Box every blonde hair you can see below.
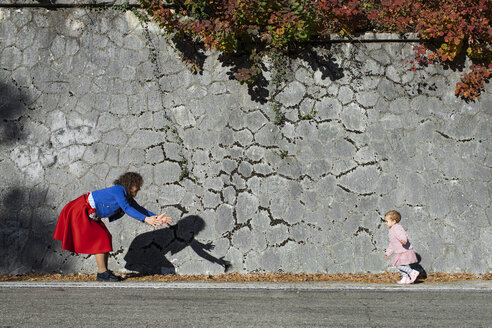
[385,210,401,223]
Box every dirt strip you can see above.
[1,272,490,283]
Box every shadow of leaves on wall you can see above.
[403,41,471,97]
[36,0,56,6]
[0,186,60,274]
[171,36,208,75]
[0,82,30,145]
[124,215,230,275]
[167,36,345,104]
[219,52,270,104]
[298,47,344,82]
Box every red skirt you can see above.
[53,194,112,254]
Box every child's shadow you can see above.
[410,253,427,282]
[124,215,230,274]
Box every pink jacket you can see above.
[386,224,413,256]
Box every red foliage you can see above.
[141,0,492,101]
[314,0,368,35]
[367,0,491,100]
[455,64,492,100]
[366,0,418,32]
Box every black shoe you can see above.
[96,270,122,282]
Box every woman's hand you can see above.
[144,212,173,229]
[144,216,161,229]
[156,212,173,226]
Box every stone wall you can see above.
[0,5,491,275]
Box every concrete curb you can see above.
[1,280,491,291]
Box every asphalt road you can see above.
[1,286,490,328]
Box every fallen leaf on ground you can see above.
[0,272,490,283]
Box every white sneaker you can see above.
[409,270,420,283]
[397,277,410,284]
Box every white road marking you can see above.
[0,281,490,291]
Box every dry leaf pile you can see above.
[0,272,490,283]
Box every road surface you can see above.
[1,282,490,327]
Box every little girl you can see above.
[384,210,420,284]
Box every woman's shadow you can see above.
[124,215,230,275]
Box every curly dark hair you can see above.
[113,172,143,196]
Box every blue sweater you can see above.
[91,185,155,222]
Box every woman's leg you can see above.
[104,252,109,270]
[95,253,108,273]
[95,253,121,281]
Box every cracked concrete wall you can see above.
[0,7,491,275]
